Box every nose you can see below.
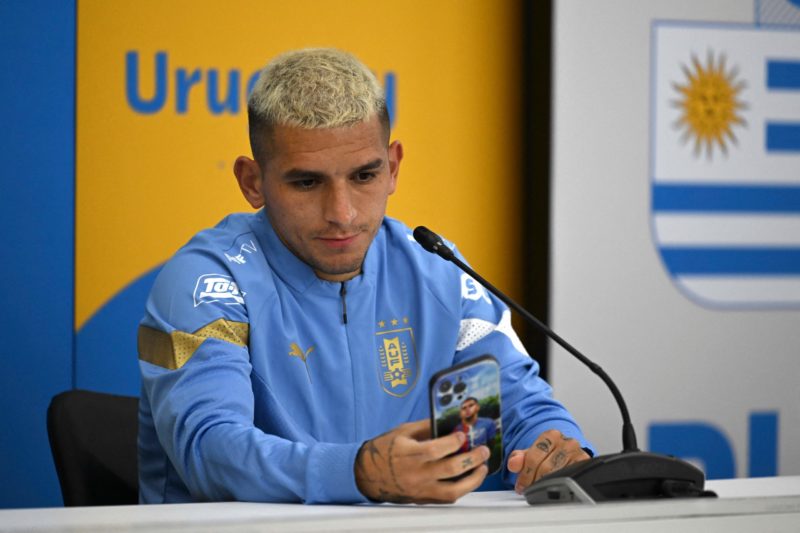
[323,182,356,226]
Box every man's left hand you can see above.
[506,429,590,494]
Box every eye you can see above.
[354,171,377,184]
[290,178,318,191]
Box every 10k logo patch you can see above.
[193,274,245,307]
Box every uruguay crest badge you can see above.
[651,22,800,308]
[376,318,418,397]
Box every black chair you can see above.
[47,389,139,506]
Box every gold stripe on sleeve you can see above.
[138,319,250,370]
[138,326,177,369]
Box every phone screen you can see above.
[429,355,502,475]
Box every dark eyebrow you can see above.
[283,168,327,181]
[282,159,384,181]
[353,158,384,174]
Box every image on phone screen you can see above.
[429,355,502,475]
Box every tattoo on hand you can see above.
[536,438,552,453]
[462,457,474,469]
[378,489,413,504]
[552,450,567,469]
[365,440,382,465]
[559,433,573,441]
[387,436,405,494]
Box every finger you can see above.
[434,445,490,480]
[423,464,489,504]
[514,432,559,491]
[397,419,431,440]
[533,448,569,481]
[506,450,526,473]
[563,450,590,471]
[534,439,587,480]
[540,435,589,475]
[418,430,468,461]
[445,463,489,499]
[557,447,591,471]
[514,453,550,493]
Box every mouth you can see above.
[316,233,361,249]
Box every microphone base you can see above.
[523,451,715,505]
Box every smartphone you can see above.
[429,355,502,475]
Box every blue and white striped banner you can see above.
[757,0,800,28]
[651,23,800,308]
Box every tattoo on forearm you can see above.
[536,438,552,453]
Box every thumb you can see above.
[506,450,526,473]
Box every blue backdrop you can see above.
[0,0,75,508]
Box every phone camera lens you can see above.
[439,381,452,393]
[453,382,467,394]
[440,394,452,406]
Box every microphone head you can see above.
[413,226,455,260]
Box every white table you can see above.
[1,476,799,532]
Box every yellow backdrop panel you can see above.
[76,0,521,329]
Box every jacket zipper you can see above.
[339,281,348,325]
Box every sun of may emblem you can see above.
[672,51,747,158]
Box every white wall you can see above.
[550,0,799,478]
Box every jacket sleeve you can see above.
[138,254,366,503]
[448,251,595,488]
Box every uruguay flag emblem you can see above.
[651,22,800,308]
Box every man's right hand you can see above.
[354,419,489,504]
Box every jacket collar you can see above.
[249,209,380,295]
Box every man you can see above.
[137,48,591,505]
[452,397,497,453]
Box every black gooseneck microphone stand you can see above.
[413,226,714,504]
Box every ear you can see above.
[387,140,403,195]
[233,156,265,209]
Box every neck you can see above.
[314,268,361,283]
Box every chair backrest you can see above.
[47,389,139,506]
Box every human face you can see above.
[237,116,402,282]
[460,399,479,422]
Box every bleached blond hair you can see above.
[247,48,389,162]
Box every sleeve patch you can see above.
[138,319,249,370]
[460,273,492,304]
[456,318,496,351]
[455,311,529,355]
[496,310,528,355]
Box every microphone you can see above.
[413,226,712,504]
[412,226,455,261]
